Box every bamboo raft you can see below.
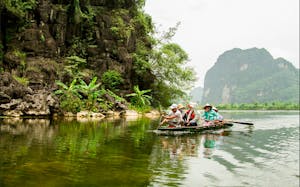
[157,122,233,132]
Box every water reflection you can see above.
[203,134,218,158]
[0,117,157,187]
[148,130,233,186]
[0,111,299,187]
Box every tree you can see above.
[150,43,196,91]
[132,23,196,107]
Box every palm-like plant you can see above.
[126,85,152,108]
[55,79,82,112]
[77,77,103,110]
[55,79,81,98]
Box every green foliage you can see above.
[13,50,27,74]
[136,0,146,10]
[66,56,86,67]
[40,33,45,42]
[67,37,88,57]
[160,22,181,42]
[55,79,82,113]
[101,70,124,91]
[55,77,126,112]
[151,84,185,107]
[68,1,96,51]
[217,102,299,110]
[3,0,37,18]
[106,89,126,102]
[151,43,196,91]
[14,49,26,66]
[148,42,196,107]
[13,75,29,86]
[72,0,95,24]
[133,11,153,35]
[126,85,152,110]
[77,77,103,111]
[64,56,87,79]
[132,21,196,107]
[110,9,134,41]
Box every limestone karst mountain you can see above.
[202,48,299,104]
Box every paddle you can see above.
[156,112,166,129]
[225,120,254,125]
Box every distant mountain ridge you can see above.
[202,48,299,104]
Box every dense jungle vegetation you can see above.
[0,0,196,114]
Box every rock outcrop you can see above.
[0,73,59,116]
[0,0,153,116]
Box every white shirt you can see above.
[168,110,183,123]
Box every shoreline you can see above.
[0,109,162,120]
[1,109,298,120]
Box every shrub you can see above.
[64,56,87,79]
[55,79,83,113]
[126,85,152,111]
[13,75,29,86]
[101,70,124,91]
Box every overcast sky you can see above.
[144,0,299,87]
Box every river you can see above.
[0,111,299,187]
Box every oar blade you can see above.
[232,121,254,125]
[224,119,254,126]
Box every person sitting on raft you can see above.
[201,103,218,126]
[160,104,183,127]
[177,104,185,116]
[183,102,199,126]
[212,106,224,121]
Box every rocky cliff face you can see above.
[0,0,153,116]
[202,48,299,104]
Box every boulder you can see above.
[0,99,22,111]
[0,90,59,116]
[3,51,25,68]
[0,72,33,99]
[63,112,77,117]
[122,110,140,116]
[144,110,161,119]
[76,111,105,119]
[0,92,11,104]
[114,101,127,111]
[103,110,121,117]
[0,100,20,116]
[3,110,23,117]
[21,91,58,116]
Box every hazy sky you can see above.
[144,0,299,87]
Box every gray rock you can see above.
[0,90,59,116]
[0,92,11,104]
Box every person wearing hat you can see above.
[177,104,185,116]
[183,102,199,126]
[212,106,224,120]
[160,104,183,126]
[201,103,218,122]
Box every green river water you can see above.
[0,111,299,187]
